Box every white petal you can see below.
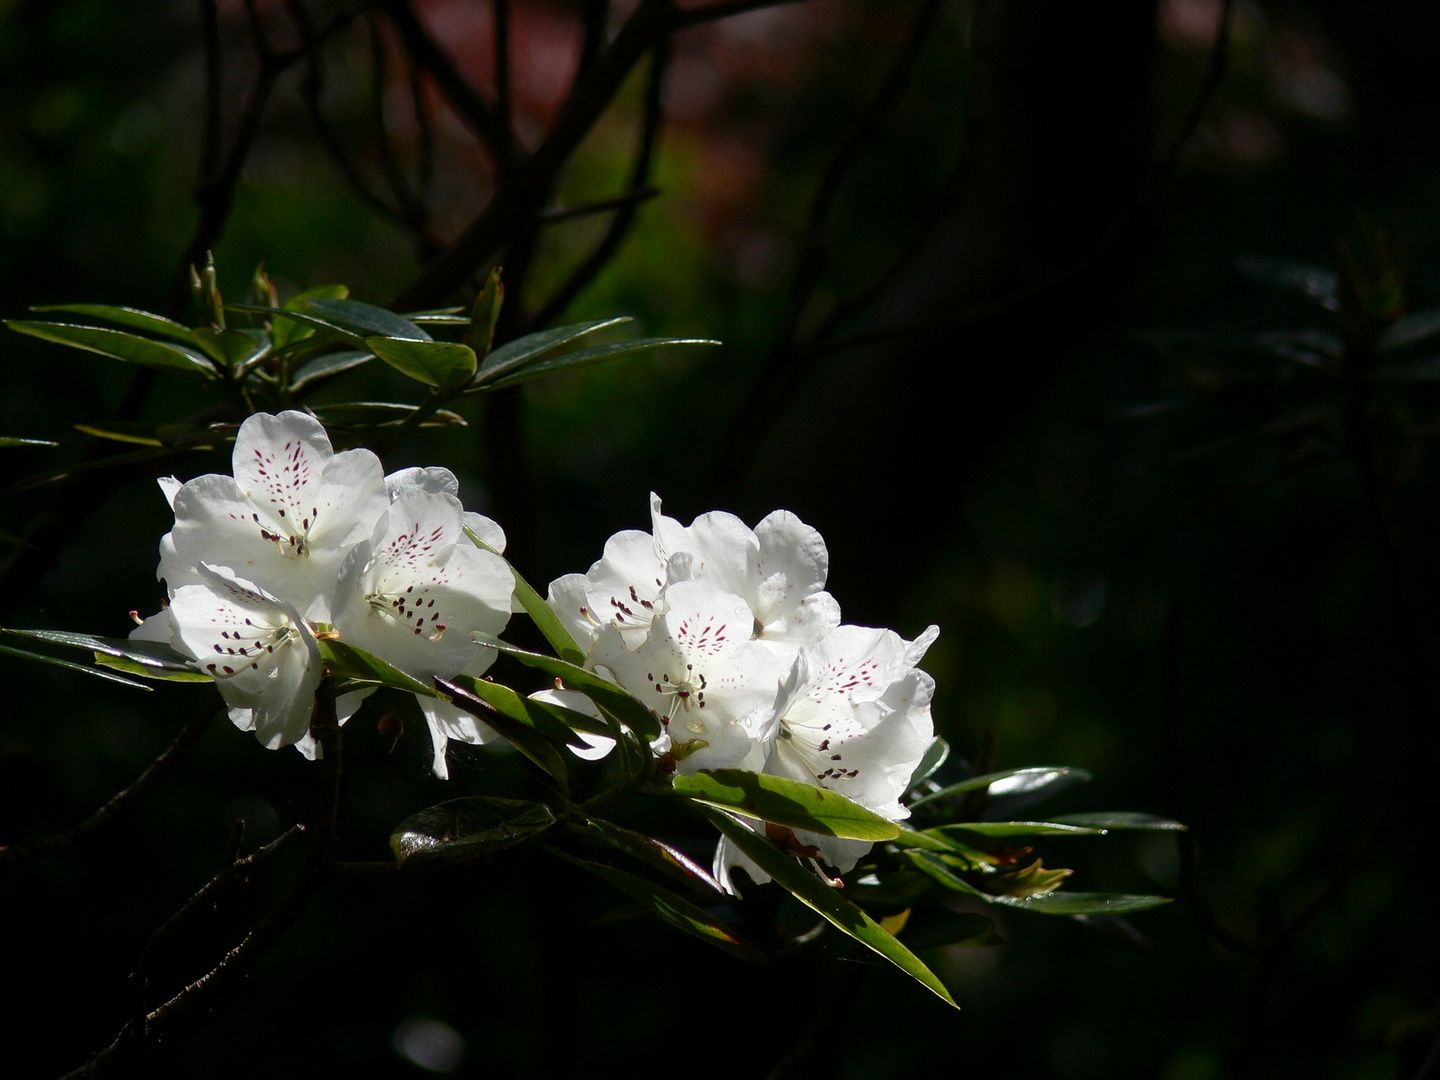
[386,465,459,501]
[420,697,500,778]
[530,688,616,760]
[462,511,507,555]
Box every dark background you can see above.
[2,1,1438,1077]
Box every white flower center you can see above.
[202,617,300,679]
[645,662,708,728]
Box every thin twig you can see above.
[537,185,660,223]
[0,699,219,864]
[575,0,610,84]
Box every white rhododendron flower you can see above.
[165,563,324,751]
[163,411,388,621]
[547,494,839,652]
[590,580,785,774]
[331,490,515,778]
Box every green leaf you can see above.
[937,821,1107,838]
[473,634,660,742]
[668,770,900,842]
[891,825,960,853]
[0,642,152,690]
[5,445,192,494]
[990,892,1172,916]
[390,796,556,864]
[467,268,504,359]
[315,637,445,698]
[289,349,376,391]
[93,653,212,683]
[707,808,956,1007]
[6,321,217,378]
[580,819,723,895]
[903,849,993,900]
[303,297,429,341]
[474,316,632,385]
[900,909,1004,950]
[907,766,1091,811]
[366,336,477,389]
[1236,258,1339,310]
[548,846,764,964]
[308,402,467,428]
[907,736,950,790]
[191,327,268,370]
[1379,307,1440,352]
[438,676,570,787]
[0,437,58,448]
[272,284,349,348]
[1048,812,1187,832]
[464,528,586,666]
[482,337,720,392]
[1,627,199,674]
[30,303,200,347]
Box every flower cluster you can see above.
[546,494,938,891]
[134,411,516,775]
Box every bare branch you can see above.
[670,0,805,30]
[0,698,218,864]
[536,185,660,223]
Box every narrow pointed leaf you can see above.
[474,316,632,385]
[31,303,201,346]
[904,849,993,900]
[271,284,349,348]
[907,736,950,790]
[6,321,217,378]
[192,327,268,369]
[938,821,1107,838]
[548,846,762,963]
[315,637,446,698]
[990,892,1172,916]
[93,653,212,683]
[668,770,900,841]
[0,437,58,448]
[227,303,363,345]
[483,337,720,391]
[908,766,1091,810]
[302,297,430,341]
[439,676,572,786]
[289,349,376,391]
[473,634,659,741]
[464,528,586,666]
[309,402,467,428]
[2,627,198,673]
[707,808,956,1007]
[5,445,193,494]
[391,796,556,864]
[467,268,504,359]
[1049,812,1187,831]
[1379,307,1440,352]
[892,825,959,853]
[0,642,152,690]
[581,819,723,895]
[366,336,477,388]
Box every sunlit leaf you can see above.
[473,633,660,742]
[0,437,58,448]
[907,766,1091,811]
[464,528,586,666]
[937,821,1106,838]
[315,637,445,698]
[990,892,1171,916]
[707,808,956,1008]
[390,796,556,864]
[891,825,959,853]
[438,676,571,786]
[473,316,632,386]
[30,304,201,347]
[548,846,764,963]
[2,627,198,674]
[907,736,950,790]
[985,858,1072,898]
[93,653,211,683]
[1048,812,1187,831]
[0,642,152,690]
[366,336,476,389]
[581,819,723,895]
[668,769,900,841]
[6,321,217,378]
[481,337,720,392]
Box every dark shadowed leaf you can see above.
[1375,357,1440,382]
[904,849,993,900]
[390,797,556,864]
[548,846,763,963]
[2,627,198,674]
[707,808,956,1007]
[907,736,950,790]
[581,819,723,895]
[900,909,1004,950]
[289,349,376,391]
[1379,307,1440,352]
[1049,812,1187,831]
[991,892,1171,916]
[309,402,466,428]
[669,769,900,841]
[1237,258,1339,310]
[482,337,720,391]
[6,321,217,378]
[271,284,349,348]
[0,642,152,690]
[438,676,571,786]
[908,766,1091,811]
[366,336,476,388]
[303,297,429,341]
[846,869,935,907]
[30,303,201,347]
[5,445,194,493]
[937,821,1106,838]
[473,316,632,385]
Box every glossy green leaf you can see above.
[438,676,571,786]
[191,327,268,370]
[315,638,445,698]
[990,892,1172,916]
[2,627,198,674]
[669,770,899,841]
[0,437,58,448]
[1379,307,1440,352]
[473,316,632,385]
[937,821,1106,838]
[891,825,959,853]
[548,846,763,963]
[467,268,504,359]
[1048,812,1187,832]
[707,809,956,1007]
[303,297,429,341]
[483,337,720,391]
[289,349,376,391]
[390,797,557,864]
[908,766,1091,811]
[464,528,586,666]
[73,419,223,448]
[904,849,993,900]
[30,303,200,347]
[0,642,152,690]
[308,402,467,428]
[366,336,476,389]
[404,308,467,325]
[93,653,212,683]
[581,819,723,895]
[271,284,349,348]
[473,634,660,742]
[907,736,950,790]
[6,321,217,378]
